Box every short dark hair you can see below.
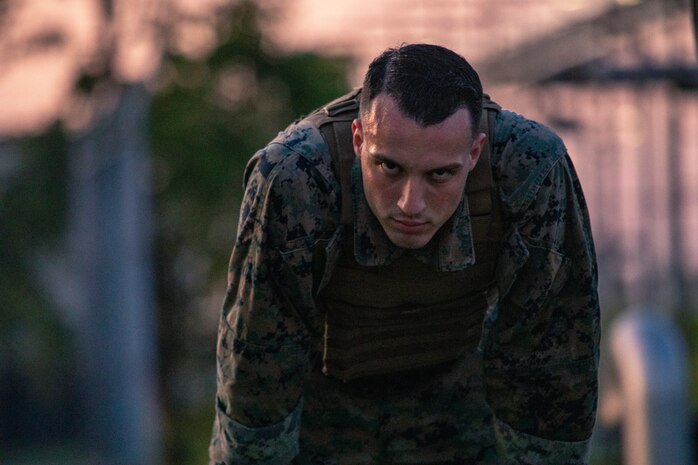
[360,43,483,133]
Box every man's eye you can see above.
[380,161,400,174]
[430,169,453,181]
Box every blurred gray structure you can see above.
[278,0,698,315]
[67,84,161,464]
[478,0,698,315]
[609,307,692,465]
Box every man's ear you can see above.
[351,119,363,158]
[468,132,486,171]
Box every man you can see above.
[209,44,600,465]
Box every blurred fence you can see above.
[492,82,698,314]
[274,0,698,315]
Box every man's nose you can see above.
[397,178,426,216]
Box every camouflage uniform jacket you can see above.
[209,106,600,465]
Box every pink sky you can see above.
[0,0,629,136]
[0,0,227,136]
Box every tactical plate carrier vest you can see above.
[306,89,503,382]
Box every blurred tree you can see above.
[0,0,350,463]
[0,130,83,456]
[150,1,353,463]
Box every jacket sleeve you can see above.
[209,137,333,465]
[484,152,601,465]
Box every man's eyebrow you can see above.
[429,162,464,172]
[371,153,399,165]
[370,153,465,174]
[368,153,406,171]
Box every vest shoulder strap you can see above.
[305,89,361,225]
[466,94,501,216]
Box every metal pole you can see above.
[68,84,161,465]
[609,306,692,465]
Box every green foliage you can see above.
[0,1,352,462]
[149,2,352,463]
[151,1,351,273]
[0,129,68,246]
[678,309,698,409]
[0,128,79,448]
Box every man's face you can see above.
[352,93,485,249]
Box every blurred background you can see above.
[0,0,696,464]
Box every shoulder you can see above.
[244,120,337,191]
[240,120,341,247]
[491,109,569,214]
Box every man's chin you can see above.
[386,230,434,250]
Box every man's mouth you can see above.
[391,217,428,232]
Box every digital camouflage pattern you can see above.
[209,106,600,465]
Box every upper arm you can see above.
[485,150,600,443]
[218,142,337,427]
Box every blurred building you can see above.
[271,0,622,81]
[483,0,698,315]
[489,0,697,314]
[272,0,698,314]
